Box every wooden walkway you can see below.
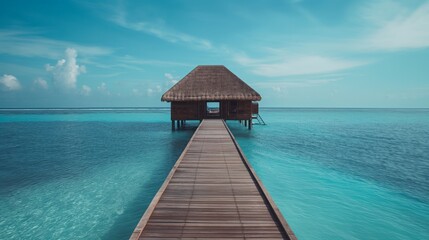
[131,119,296,239]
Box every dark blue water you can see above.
[0,108,428,239]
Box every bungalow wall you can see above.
[252,102,259,114]
[171,101,201,120]
[170,100,255,120]
[224,100,252,120]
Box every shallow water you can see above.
[0,109,194,239]
[230,108,429,239]
[1,108,428,239]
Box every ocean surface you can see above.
[0,108,428,239]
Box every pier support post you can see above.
[248,119,252,130]
[244,120,247,127]
[172,120,175,131]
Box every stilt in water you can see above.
[172,120,175,131]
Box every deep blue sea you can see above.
[0,108,428,239]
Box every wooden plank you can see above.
[130,119,296,240]
[223,120,297,240]
[129,121,205,239]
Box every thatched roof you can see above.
[161,65,261,102]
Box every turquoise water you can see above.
[1,108,428,239]
[0,109,194,239]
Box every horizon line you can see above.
[1,107,428,110]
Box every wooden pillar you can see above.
[248,119,252,130]
[172,120,175,131]
[244,120,247,127]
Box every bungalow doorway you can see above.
[206,101,220,118]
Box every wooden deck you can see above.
[131,119,296,239]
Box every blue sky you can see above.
[0,0,428,107]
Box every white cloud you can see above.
[46,48,85,89]
[164,73,174,80]
[371,4,429,50]
[132,88,142,96]
[97,82,110,95]
[232,0,429,78]
[272,86,281,92]
[110,8,212,50]
[156,85,162,92]
[253,73,343,89]
[0,74,21,91]
[33,78,48,89]
[147,88,154,96]
[117,55,192,68]
[362,1,429,50]
[358,0,406,26]
[81,85,91,96]
[164,73,179,85]
[0,30,112,59]
[235,53,366,77]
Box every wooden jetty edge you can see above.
[131,119,297,239]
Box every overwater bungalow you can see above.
[131,65,296,239]
[162,65,261,130]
